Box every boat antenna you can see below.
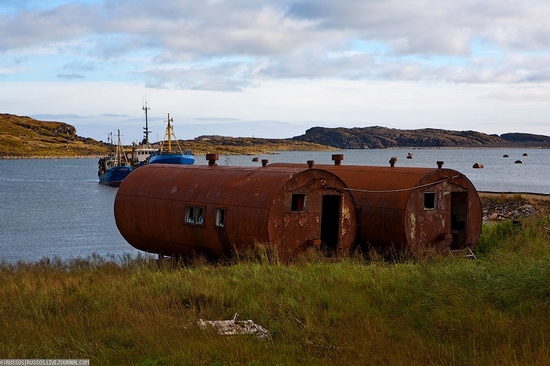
[142,96,152,146]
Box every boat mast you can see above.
[159,113,184,154]
[115,129,122,165]
[142,97,151,146]
[166,113,173,153]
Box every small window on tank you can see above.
[291,194,306,211]
[196,207,204,225]
[185,206,195,223]
[185,205,205,225]
[424,192,436,209]
[215,208,225,228]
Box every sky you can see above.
[1,0,550,143]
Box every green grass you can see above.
[1,216,550,365]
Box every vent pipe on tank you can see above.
[437,161,444,169]
[389,157,397,167]
[206,153,219,166]
[307,160,314,168]
[261,159,269,167]
[332,154,344,165]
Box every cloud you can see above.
[63,61,97,72]
[194,117,242,122]
[102,113,130,118]
[2,0,550,93]
[30,113,86,120]
[0,3,95,50]
[139,61,262,91]
[57,73,84,79]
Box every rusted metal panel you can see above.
[114,164,356,260]
[269,160,482,255]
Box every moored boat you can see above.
[98,130,133,186]
[148,113,194,165]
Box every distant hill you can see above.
[3,114,550,158]
[189,135,333,155]
[0,114,331,157]
[0,114,109,157]
[293,126,550,149]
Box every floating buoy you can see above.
[503,154,509,158]
[472,163,484,168]
[252,157,259,162]
[523,153,528,156]
[406,152,413,159]
[515,160,522,164]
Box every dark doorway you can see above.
[321,195,341,252]
[451,192,468,249]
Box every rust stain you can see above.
[409,213,416,241]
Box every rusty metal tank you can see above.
[114,162,357,260]
[269,156,482,255]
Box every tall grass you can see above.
[1,216,549,365]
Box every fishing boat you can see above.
[98,130,133,186]
[149,113,194,165]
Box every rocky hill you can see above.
[293,126,550,149]
[3,114,550,158]
[0,114,109,157]
[0,114,331,157]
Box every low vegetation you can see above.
[182,136,334,156]
[1,211,550,365]
[0,114,108,158]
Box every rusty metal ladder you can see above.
[449,247,477,260]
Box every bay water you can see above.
[1,148,548,263]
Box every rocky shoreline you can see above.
[480,193,550,222]
[482,200,538,221]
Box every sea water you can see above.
[0,148,548,263]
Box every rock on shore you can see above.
[482,198,539,221]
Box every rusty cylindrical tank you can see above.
[114,164,356,260]
[269,160,482,255]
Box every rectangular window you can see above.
[185,206,195,223]
[424,192,436,209]
[185,205,205,225]
[215,208,226,228]
[291,194,306,211]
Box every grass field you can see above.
[1,214,549,365]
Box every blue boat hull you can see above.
[99,165,133,186]
[149,153,194,165]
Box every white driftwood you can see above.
[198,313,269,339]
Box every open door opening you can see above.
[451,192,468,249]
[321,195,341,253]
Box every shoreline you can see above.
[478,191,550,201]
